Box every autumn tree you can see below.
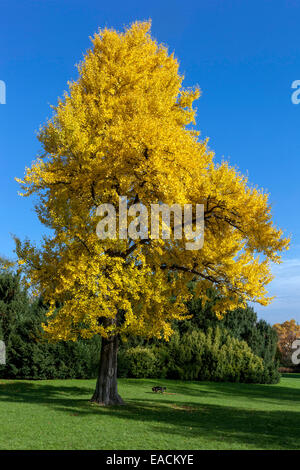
[14,21,289,405]
[273,319,300,367]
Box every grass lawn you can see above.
[0,375,299,450]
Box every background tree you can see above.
[0,270,101,379]
[188,293,278,361]
[0,269,30,377]
[119,289,280,384]
[14,21,289,405]
[178,292,280,383]
[273,319,300,367]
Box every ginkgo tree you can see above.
[14,21,289,405]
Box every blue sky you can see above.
[0,0,299,325]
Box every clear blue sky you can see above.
[0,0,299,324]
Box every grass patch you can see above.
[0,375,299,449]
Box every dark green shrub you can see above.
[165,327,265,383]
[117,348,131,378]
[181,293,280,383]
[158,330,207,380]
[120,346,159,378]
[212,334,264,383]
[0,271,101,379]
[125,327,266,383]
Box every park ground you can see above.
[0,375,299,450]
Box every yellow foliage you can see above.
[15,21,289,342]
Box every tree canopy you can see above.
[14,20,289,346]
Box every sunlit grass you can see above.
[0,375,299,449]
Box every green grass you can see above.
[0,375,300,450]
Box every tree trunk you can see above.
[91,334,124,406]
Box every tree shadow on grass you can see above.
[0,381,91,410]
[122,378,300,405]
[0,380,299,449]
[282,373,300,379]
[122,398,300,450]
[191,381,300,406]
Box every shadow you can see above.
[122,377,300,405]
[0,381,92,412]
[0,379,299,449]
[282,373,300,379]
[119,378,216,398]
[192,381,300,405]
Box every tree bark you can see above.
[91,334,124,406]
